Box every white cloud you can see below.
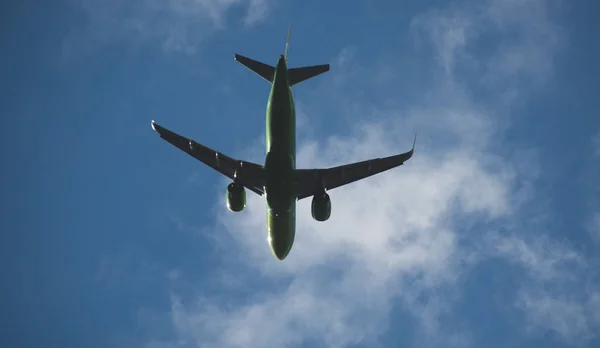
[487,233,586,282]
[165,117,512,348]
[486,229,600,343]
[139,0,598,347]
[482,0,563,83]
[410,8,473,79]
[517,288,600,343]
[65,0,271,55]
[411,0,563,105]
[244,0,270,26]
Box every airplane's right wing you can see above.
[294,135,416,200]
[151,121,265,196]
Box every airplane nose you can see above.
[266,208,295,261]
[268,231,292,261]
[274,250,288,261]
[270,239,290,260]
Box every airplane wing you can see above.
[294,135,416,200]
[151,121,265,196]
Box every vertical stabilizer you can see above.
[284,25,291,61]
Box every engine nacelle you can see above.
[311,192,331,221]
[226,183,246,212]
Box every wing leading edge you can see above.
[151,121,265,196]
[294,134,417,200]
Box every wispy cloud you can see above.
[411,0,563,104]
[140,0,599,347]
[486,219,600,344]
[588,213,600,244]
[65,0,271,56]
[487,233,586,282]
[494,232,600,343]
[517,287,600,343]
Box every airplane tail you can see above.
[234,54,276,83]
[234,26,330,86]
[284,24,291,62]
[288,64,330,85]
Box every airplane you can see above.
[151,27,416,261]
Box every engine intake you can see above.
[226,183,246,212]
[311,192,331,221]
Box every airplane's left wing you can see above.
[151,121,265,196]
[294,135,416,200]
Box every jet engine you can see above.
[226,182,246,212]
[311,191,331,221]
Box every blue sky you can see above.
[3,0,600,347]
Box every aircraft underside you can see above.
[150,27,415,260]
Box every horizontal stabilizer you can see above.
[288,64,330,86]
[234,54,275,83]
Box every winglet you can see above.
[399,132,417,163]
[284,24,291,61]
[151,120,157,132]
[412,132,417,151]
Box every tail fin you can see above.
[235,25,330,86]
[234,54,330,86]
[283,25,329,85]
[284,25,291,61]
[234,54,275,83]
[234,26,291,83]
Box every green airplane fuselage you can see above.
[264,55,296,260]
